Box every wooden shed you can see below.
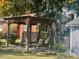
[3,15,51,49]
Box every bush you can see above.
[5,33,17,44]
[53,43,67,52]
[0,32,4,39]
[9,33,17,44]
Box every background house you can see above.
[66,17,79,56]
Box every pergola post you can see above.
[36,23,41,44]
[6,20,11,47]
[25,18,30,51]
[25,24,31,51]
[29,25,31,48]
[17,24,20,38]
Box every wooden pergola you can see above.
[3,15,51,50]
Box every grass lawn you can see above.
[0,55,57,59]
[0,48,77,59]
[0,39,78,59]
[0,49,77,59]
[0,55,78,59]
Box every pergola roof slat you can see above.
[3,15,51,24]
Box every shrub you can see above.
[53,43,67,52]
[0,32,4,39]
[5,33,17,44]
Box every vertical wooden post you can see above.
[29,25,31,47]
[25,35,29,51]
[25,18,30,51]
[25,24,30,51]
[37,23,40,44]
[17,24,20,38]
[6,20,10,47]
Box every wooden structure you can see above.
[3,15,51,50]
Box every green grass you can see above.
[0,39,78,59]
[0,49,77,59]
[0,55,57,59]
[0,54,77,59]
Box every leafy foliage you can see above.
[0,0,67,17]
[0,0,27,16]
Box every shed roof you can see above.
[66,17,79,27]
[3,15,51,24]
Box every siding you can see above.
[71,28,79,56]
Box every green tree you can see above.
[0,0,32,16]
[0,0,67,16]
